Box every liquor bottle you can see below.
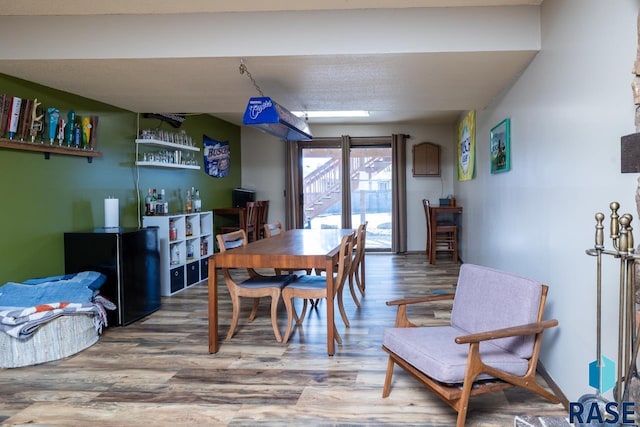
[145,188,153,216]
[156,189,165,215]
[160,189,169,214]
[193,189,202,212]
[169,219,177,241]
[152,188,158,215]
[186,241,194,260]
[186,217,193,237]
[185,189,192,213]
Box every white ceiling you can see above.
[0,1,543,126]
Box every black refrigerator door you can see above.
[64,228,161,326]
[119,228,161,325]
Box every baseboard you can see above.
[537,362,569,410]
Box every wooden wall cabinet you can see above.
[412,142,440,177]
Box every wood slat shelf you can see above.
[0,138,102,162]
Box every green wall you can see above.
[0,74,241,283]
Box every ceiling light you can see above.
[239,60,312,141]
[292,110,370,118]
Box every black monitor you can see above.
[232,188,256,208]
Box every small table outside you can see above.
[207,228,354,355]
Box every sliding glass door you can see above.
[349,145,392,250]
[300,138,392,250]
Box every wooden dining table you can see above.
[207,228,355,355]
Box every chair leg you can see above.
[226,295,241,340]
[282,290,295,343]
[337,285,350,327]
[356,263,365,296]
[297,299,309,323]
[333,321,342,345]
[269,289,282,343]
[348,274,361,308]
[248,297,260,322]
[382,357,395,397]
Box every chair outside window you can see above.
[281,232,355,343]
[381,264,561,426]
[216,229,297,342]
[423,199,458,263]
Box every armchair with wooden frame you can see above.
[381,264,562,426]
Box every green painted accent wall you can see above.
[0,74,241,283]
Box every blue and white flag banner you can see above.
[203,135,230,178]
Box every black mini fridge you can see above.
[64,227,161,326]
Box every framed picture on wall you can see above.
[490,118,510,173]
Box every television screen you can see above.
[232,188,256,208]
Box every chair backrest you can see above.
[258,200,269,225]
[245,201,259,230]
[350,222,367,273]
[450,263,544,359]
[335,232,355,289]
[216,229,247,252]
[264,221,283,238]
[422,199,432,236]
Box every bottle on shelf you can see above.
[160,189,169,214]
[185,188,192,213]
[156,188,165,215]
[186,217,193,237]
[145,188,153,216]
[169,219,177,241]
[170,244,180,265]
[193,189,202,212]
[186,240,194,260]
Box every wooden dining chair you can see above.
[257,200,270,239]
[244,201,260,242]
[281,232,355,343]
[263,220,283,238]
[216,229,297,342]
[347,222,368,310]
[423,199,458,263]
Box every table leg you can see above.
[326,256,335,356]
[208,255,219,353]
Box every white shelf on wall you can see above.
[135,138,201,170]
[134,161,200,170]
[135,138,200,152]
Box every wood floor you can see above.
[0,254,567,426]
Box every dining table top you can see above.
[208,227,355,355]
[211,228,355,267]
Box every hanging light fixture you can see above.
[239,60,312,141]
